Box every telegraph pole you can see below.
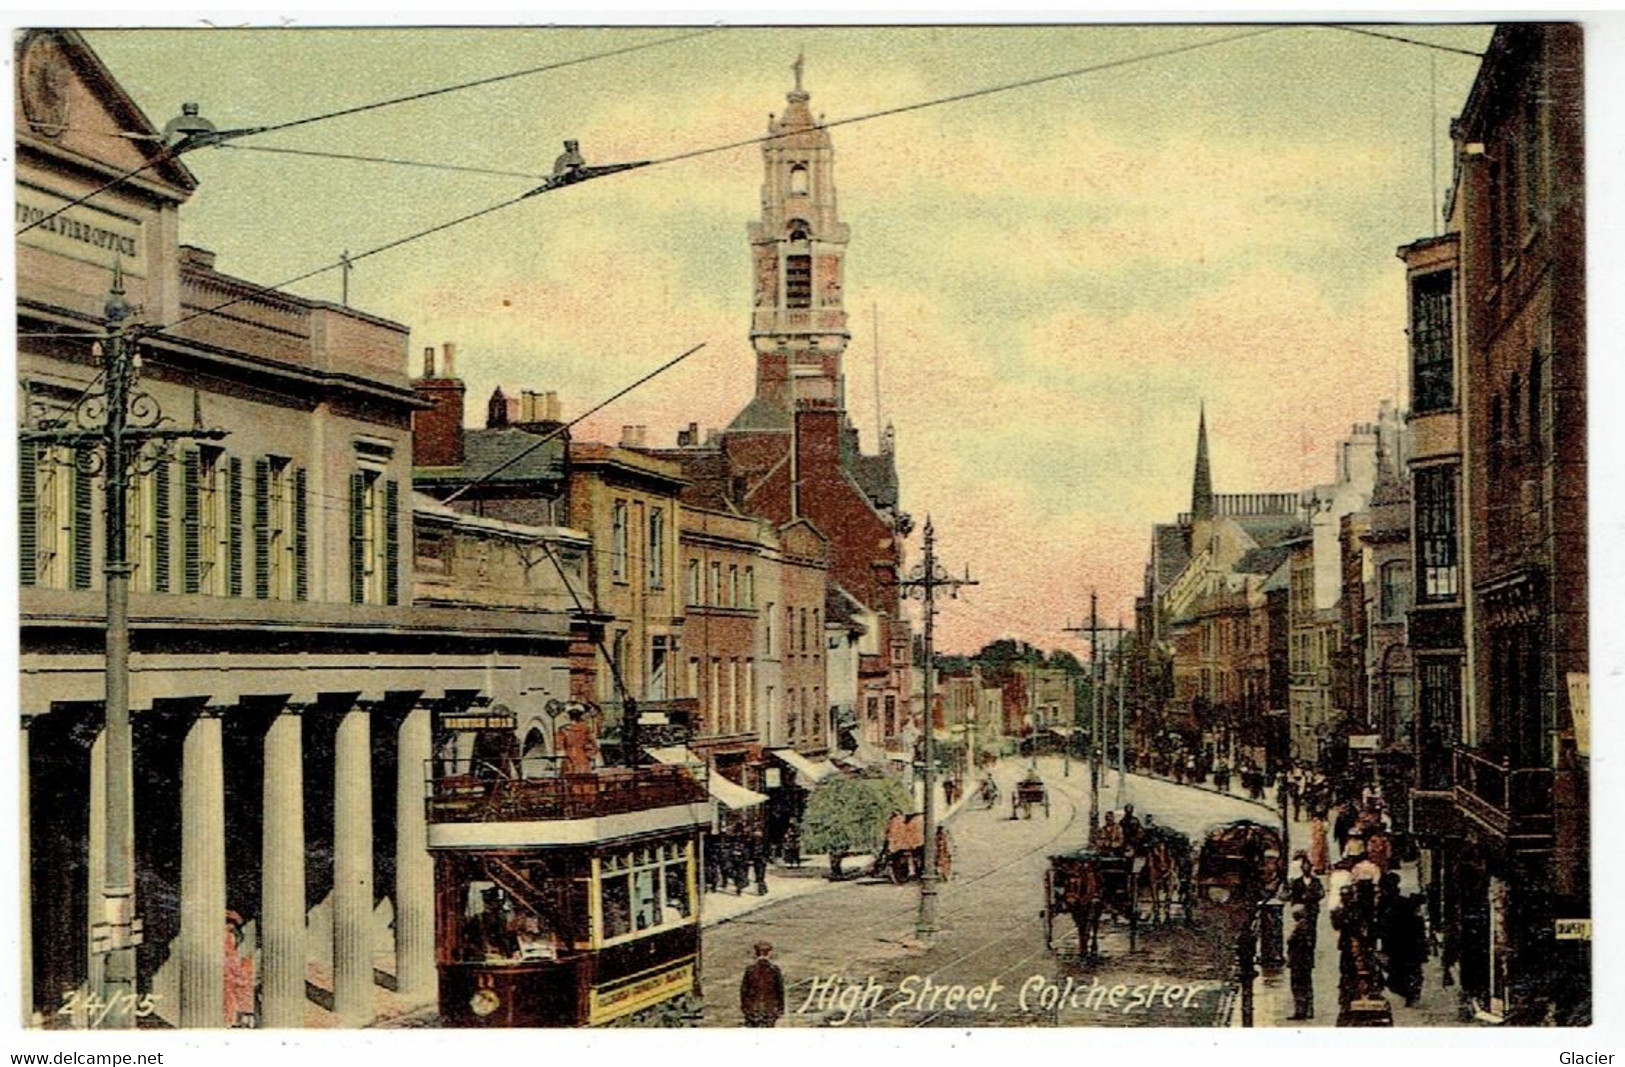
[1064,593,1128,836]
[22,265,229,1024]
[895,517,976,943]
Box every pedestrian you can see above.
[740,941,786,1027]
[731,835,750,896]
[1119,803,1144,855]
[784,822,802,868]
[935,826,953,882]
[704,833,722,893]
[224,911,256,1027]
[1309,813,1331,875]
[1332,803,1354,858]
[1287,906,1315,1021]
[1288,851,1326,949]
[555,704,599,775]
[752,832,769,896]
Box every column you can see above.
[393,704,435,1002]
[179,709,226,1028]
[332,704,374,1026]
[20,720,33,1026]
[260,706,305,1028]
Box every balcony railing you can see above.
[1452,746,1553,843]
[426,759,709,824]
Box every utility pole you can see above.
[895,517,976,943]
[22,265,228,1024]
[1116,616,1127,801]
[1064,594,1128,835]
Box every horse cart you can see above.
[1042,848,1143,959]
[1194,819,1284,906]
[1011,772,1050,819]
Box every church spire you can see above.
[1191,403,1214,522]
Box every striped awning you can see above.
[771,748,839,784]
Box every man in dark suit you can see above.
[740,941,786,1027]
[1288,906,1316,1020]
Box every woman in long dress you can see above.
[1309,814,1331,875]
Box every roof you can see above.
[1153,524,1192,588]
[825,583,869,633]
[453,427,567,483]
[847,450,899,509]
[726,395,789,432]
[1262,559,1292,593]
[1233,512,1308,549]
[1234,544,1292,579]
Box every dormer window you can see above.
[790,164,809,196]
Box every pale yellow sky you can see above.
[77,23,1497,653]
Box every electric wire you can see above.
[218,143,548,180]
[1324,25,1486,58]
[16,26,723,238]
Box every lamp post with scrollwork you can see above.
[22,265,229,1025]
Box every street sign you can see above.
[1348,734,1380,751]
[1555,918,1591,941]
[440,711,518,732]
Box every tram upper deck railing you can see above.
[426,758,710,824]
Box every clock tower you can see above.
[746,54,850,417]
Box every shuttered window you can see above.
[153,458,171,593]
[20,445,37,587]
[294,467,309,601]
[254,458,271,599]
[228,457,243,596]
[183,449,202,593]
[350,471,367,604]
[384,477,399,606]
[71,449,93,590]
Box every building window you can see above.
[765,602,775,656]
[687,558,701,605]
[744,659,755,734]
[255,456,306,601]
[647,507,665,588]
[710,561,722,606]
[349,468,398,605]
[728,565,740,609]
[1409,270,1454,414]
[649,635,669,701]
[1528,349,1544,462]
[1414,467,1459,601]
[709,658,722,734]
[1380,560,1411,622]
[611,499,628,581]
[789,163,808,196]
[611,630,629,703]
[687,657,700,700]
[20,444,94,590]
[731,658,743,733]
[743,566,755,608]
[183,447,233,595]
[1507,373,1522,448]
[1417,659,1461,790]
[786,255,812,309]
[799,607,809,652]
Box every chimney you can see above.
[621,425,648,449]
[412,346,467,467]
[520,390,540,423]
[442,342,457,379]
[487,386,509,428]
[544,391,561,422]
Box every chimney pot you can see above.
[442,342,457,378]
[422,346,437,378]
[544,391,560,422]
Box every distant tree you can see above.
[1047,648,1083,674]
[800,774,912,879]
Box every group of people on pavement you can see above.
[705,830,771,897]
[1283,780,1434,1024]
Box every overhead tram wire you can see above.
[16,25,724,237]
[175,25,1295,187]
[1323,25,1486,58]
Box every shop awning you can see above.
[771,748,839,784]
[1049,727,1076,738]
[646,745,702,767]
[708,772,768,810]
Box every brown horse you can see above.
[1142,839,1182,926]
[1056,860,1106,961]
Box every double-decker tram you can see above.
[427,757,714,1027]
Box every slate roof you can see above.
[726,395,789,432]
[1234,513,1308,549]
[1234,543,1293,578]
[1153,523,1192,588]
[426,427,566,483]
[848,451,899,510]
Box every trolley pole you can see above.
[1064,596,1128,835]
[22,265,229,1023]
[1116,617,1127,801]
[896,517,976,943]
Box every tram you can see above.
[426,757,714,1027]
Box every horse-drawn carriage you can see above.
[872,812,952,884]
[1194,819,1284,905]
[1042,823,1195,960]
[1011,771,1050,819]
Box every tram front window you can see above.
[663,843,691,920]
[460,881,561,963]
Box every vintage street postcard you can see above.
[10,16,1600,1051]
